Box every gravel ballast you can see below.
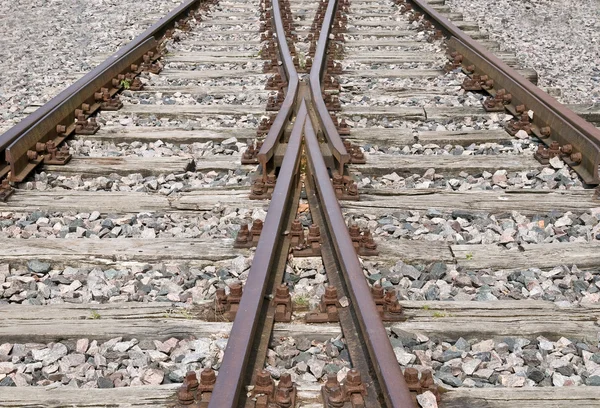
[0,0,182,130]
[446,0,600,105]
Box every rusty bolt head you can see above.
[420,370,435,387]
[371,283,384,299]
[252,219,264,232]
[278,373,293,390]
[561,144,573,154]
[256,369,273,387]
[291,220,302,232]
[404,367,420,384]
[570,152,582,164]
[229,281,243,297]
[325,373,339,391]
[274,386,292,408]
[549,141,560,150]
[540,126,551,137]
[177,383,195,405]
[324,285,338,300]
[27,150,38,161]
[200,367,216,386]
[185,371,199,391]
[345,369,362,386]
[276,284,290,299]
[308,224,320,237]
[349,224,360,237]
[327,385,345,407]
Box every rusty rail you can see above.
[304,116,415,408]
[308,0,350,174]
[208,102,306,408]
[256,0,300,178]
[404,0,600,184]
[0,0,211,183]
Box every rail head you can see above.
[0,0,212,182]
[304,115,414,408]
[207,101,307,408]
[256,0,300,174]
[406,0,600,184]
[308,0,350,173]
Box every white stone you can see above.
[417,391,438,408]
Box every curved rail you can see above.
[304,116,415,408]
[256,0,300,178]
[0,0,211,182]
[208,101,306,408]
[406,0,600,184]
[308,0,350,173]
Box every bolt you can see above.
[185,371,199,392]
[345,369,362,386]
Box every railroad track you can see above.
[0,0,599,407]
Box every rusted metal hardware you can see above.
[257,115,276,137]
[249,174,277,200]
[461,73,493,92]
[304,113,416,407]
[95,87,123,111]
[332,173,359,201]
[444,52,462,72]
[273,284,292,322]
[403,368,441,404]
[290,219,322,256]
[265,73,287,90]
[233,219,264,247]
[242,140,264,164]
[343,140,365,164]
[321,369,368,407]
[1,0,206,184]
[348,225,379,256]
[176,369,216,407]
[407,0,600,184]
[371,284,405,321]
[482,89,512,112]
[215,282,244,321]
[505,112,532,136]
[267,90,285,111]
[37,140,71,165]
[306,285,341,323]
[252,370,297,408]
[0,179,14,202]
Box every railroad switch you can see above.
[0,179,14,202]
[249,175,276,200]
[306,285,341,323]
[371,284,405,322]
[176,369,216,408]
[291,220,322,257]
[348,225,379,256]
[343,141,365,164]
[273,284,292,322]
[332,174,359,201]
[403,368,441,405]
[234,219,264,247]
[215,281,243,321]
[242,140,263,165]
[251,370,297,408]
[321,370,368,408]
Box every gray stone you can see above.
[437,371,462,387]
[27,260,51,274]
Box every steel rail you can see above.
[256,0,300,178]
[406,0,600,184]
[208,102,307,408]
[0,0,209,182]
[308,0,350,174]
[304,115,415,408]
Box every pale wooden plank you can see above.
[0,238,244,266]
[343,105,503,121]
[44,156,194,177]
[121,104,264,118]
[348,129,513,146]
[396,300,600,342]
[452,242,600,270]
[0,189,261,213]
[352,154,543,176]
[79,126,256,143]
[376,239,454,264]
[160,68,265,79]
[140,85,268,96]
[442,388,600,408]
[344,189,599,215]
[344,68,445,78]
